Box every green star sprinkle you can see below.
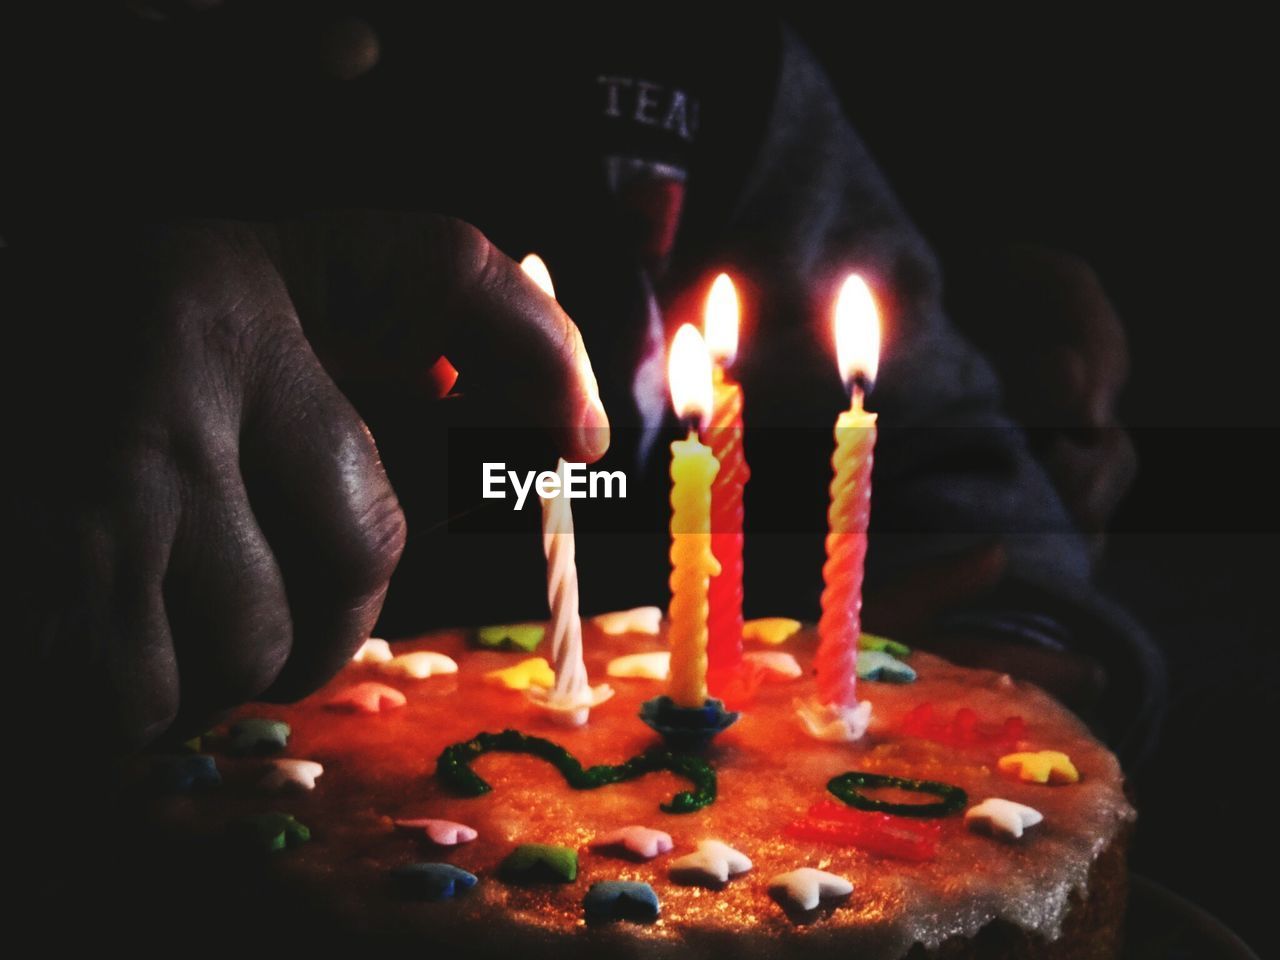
[231,812,311,854]
[500,844,578,884]
[857,650,917,683]
[858,633,911,657]
[475,624,545,653]
[226,718,291,755]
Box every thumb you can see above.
[262,211,610,464]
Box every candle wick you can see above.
[845,372,872,405]
[680,414,703,439]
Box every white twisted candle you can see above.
[529,458,613,725]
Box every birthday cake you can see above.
[139,613,1134,959]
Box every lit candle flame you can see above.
[704,273,739,367]
[669,323,714,431]
[521,253,556,299]
[835,274,881,391]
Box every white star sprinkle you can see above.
[351,637,393,664]
[768,868,854,911]
[669,839,752,886]
[965,798,1044,839]
[743,651,802,679]
[591,606,663,636]
[378,651,458,679]
[606,651,670,681]
[593,825,674,861]
[259,759,324,792]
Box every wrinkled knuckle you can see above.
[222,635,292,706]
[342,490,407,596]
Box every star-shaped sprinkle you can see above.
[352,637,393,664]
[152,754,221,793]
[590,606,662,636]
[768,868,854,911]
[378,651,458,679]
[390,863,477,901]
[227,718,290,755]
[605,651,670,681]
[499,843,578,884]
[230,812,311,854]
[669,839,752,886]
[857,650,917,683]
[475,623,544,653]
[795,697,873,742]
[859,633,911,657]
[259,759,324,793]
[742,617,802,645]
[966,798,1044,839]
[326,682,407,713]
[394,818,478,846]
[484,657,555,691]
[742,651,802,680]
[997,750,1080,784]
[584,881,661,923]
[592,825,674,861]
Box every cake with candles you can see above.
[141,616,1133,959]
[132,270,1133,957]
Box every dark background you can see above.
[789,9,1274,953]
[6,4,1274,955]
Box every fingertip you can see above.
[576,393,611,463]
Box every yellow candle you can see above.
[666,324,721,707]
[668,432,721,706]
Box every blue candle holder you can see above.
[639,695,739,750]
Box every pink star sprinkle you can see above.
[593,825,675,861]
[326,682,407,713]
[394,818,479,846]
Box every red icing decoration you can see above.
[785,800,941,861]
[899,703,1026,750]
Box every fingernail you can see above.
[578,395,610,461]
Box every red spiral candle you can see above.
[700,275,751,696]
[707,366,749,690]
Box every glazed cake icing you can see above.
[148,621,1134,959]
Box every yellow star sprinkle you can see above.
[742,617,802,645]
[998,750,1080,785]
[484,657,556,691]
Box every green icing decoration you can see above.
[858,633,911,657]
[476,624,545,653]
[828,771,966,818]
[500,843,579,883]
[231,812,311,853]
[436,729,716,814]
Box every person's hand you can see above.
[9,214,608,749]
